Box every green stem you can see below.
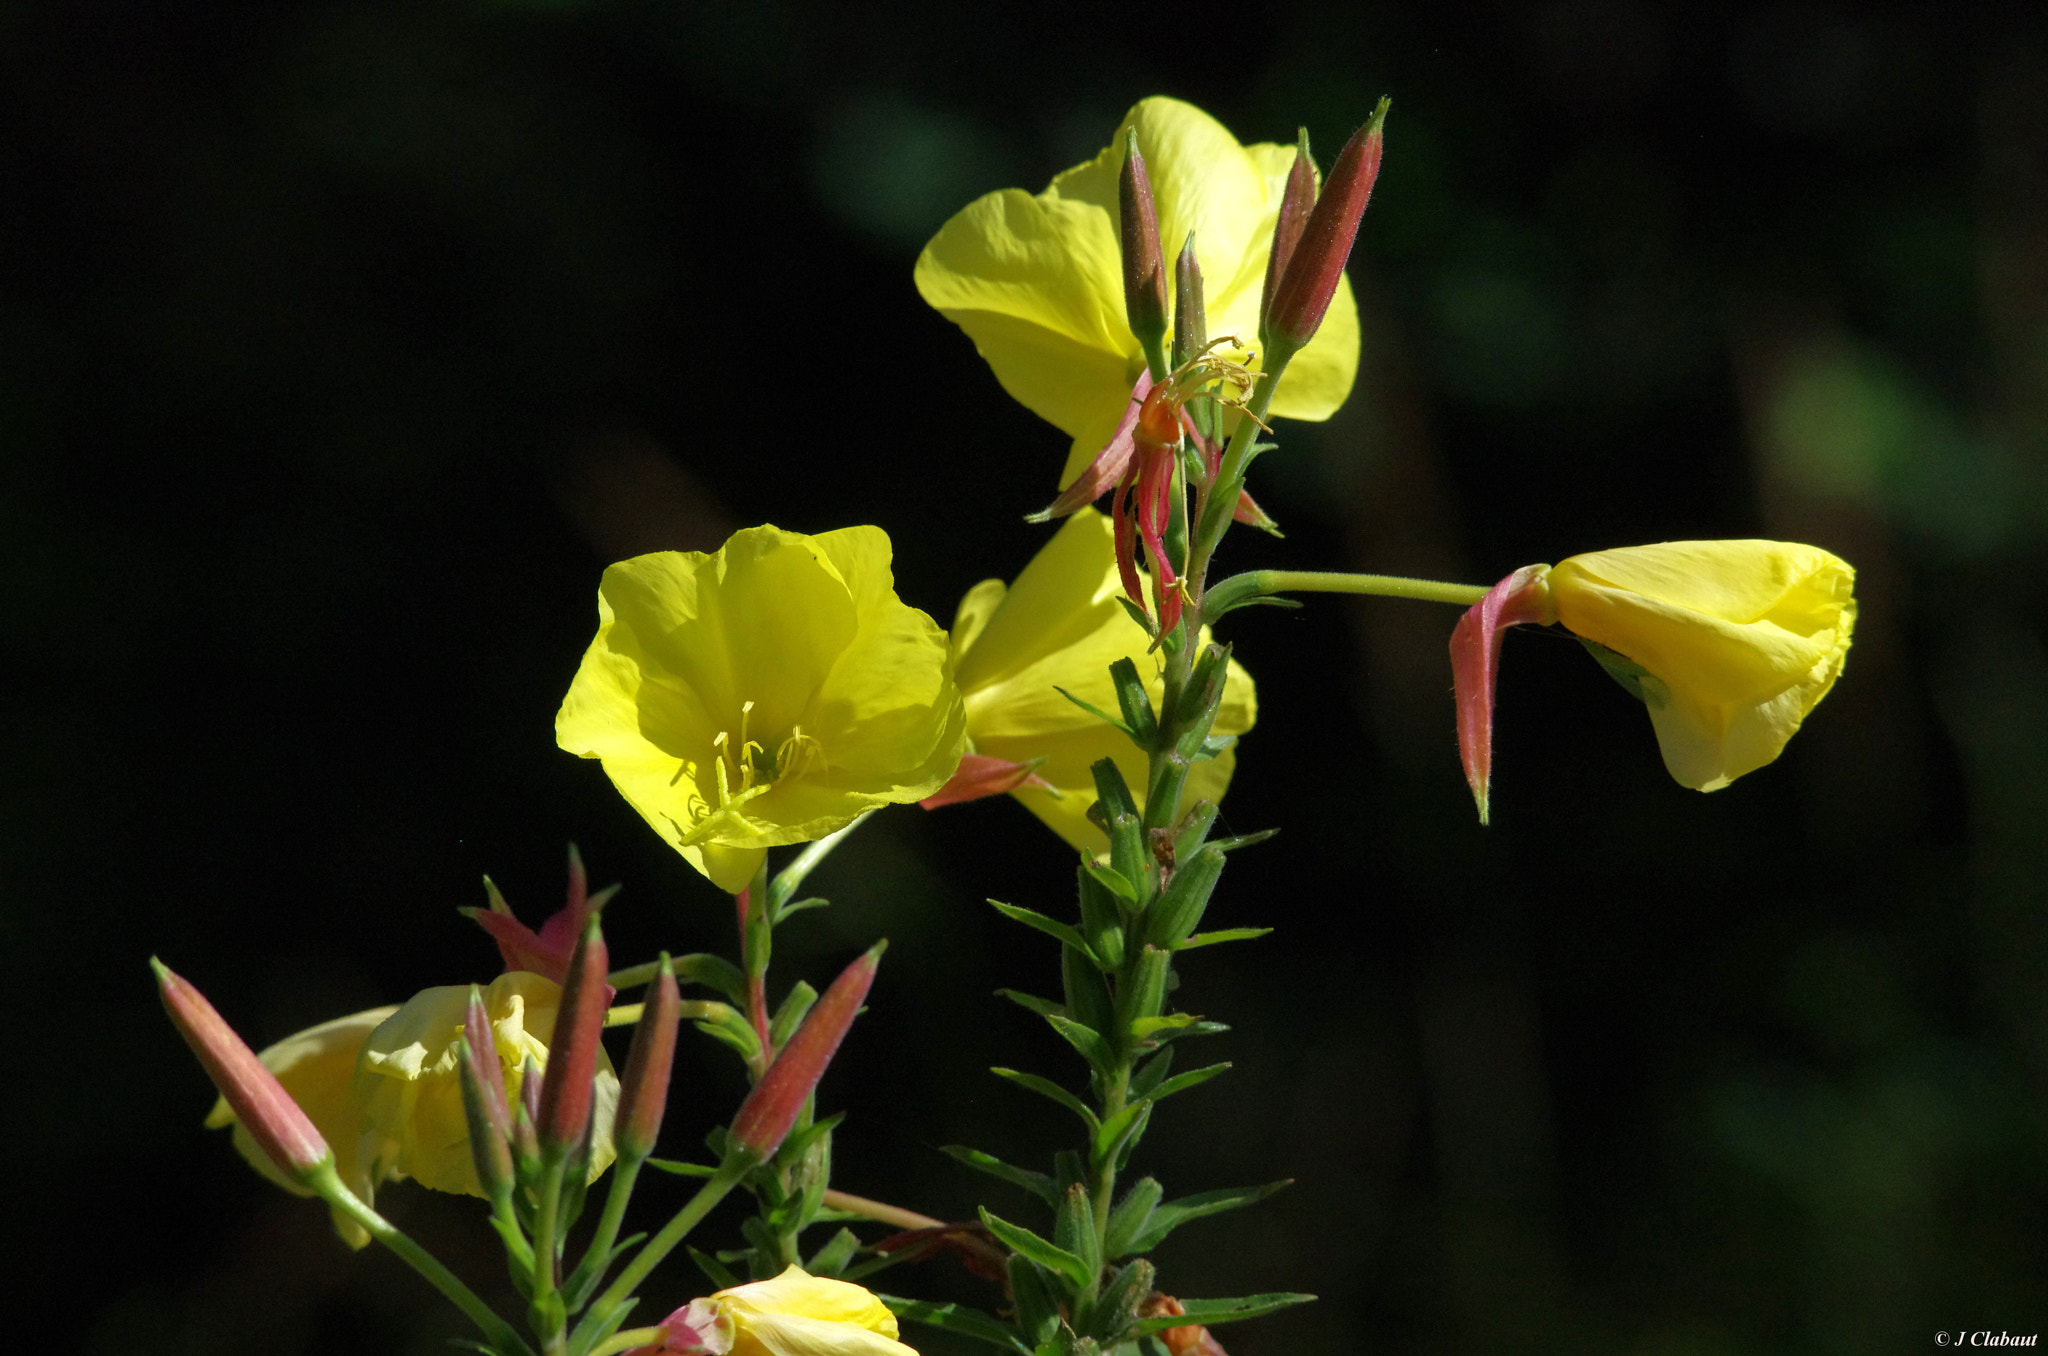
[587,1153,753,1321]
[1189,343,1295,586]
[585,1329,665,1356]
[568,1150,645,1304]
[1231,569,1489,607]
[310,1162,536,1356]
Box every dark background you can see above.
[6,1,2045,1352]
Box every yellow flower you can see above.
[949,509,1255,851]
[354,971,619,1196]
[205,1005,401,1250]
[915,95,1361,491]
[556,525,967,894]
[1547,540,1856,790]
[637,1266,916,1356]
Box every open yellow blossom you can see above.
[1548,540,1856,791]
[950,509,1255,850]
[205,1005,400,1250]
[634,1265,915,1356]
[557,525,967,893]
[355,971,618,1196]
[916,95,1361,490]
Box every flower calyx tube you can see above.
[728,942,883,1161]
[1263,98,1388,360]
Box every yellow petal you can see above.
[716,1266,915,1356]
[1550,540,1856,790]
[206,1005,400,1250]
[355,972,619,1196]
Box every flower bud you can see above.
[616,956,682,1160]
[1171,231,1206,372]
[1258,127,1317,345]
[918,753,1056,809]
[535,912,609,1156]
[155,958,331,1181]
[457,988,516,1201]
[729,943,883,1160]
[1119,128,1169,371]
[1264,99,1387,356]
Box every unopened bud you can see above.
[1119,129,1169,374]
[535,912,609,1155]
[1264,100,1387,356]
[1171,232,1206,371]
[729,943,883,1160]
[458,989,516,1200]
[154,958,330,1181]
[1258,128,1317,347]
[616,955,682,1159]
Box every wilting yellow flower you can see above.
[949,509,1255,850]
[1547,540,1856,790]
[355,971,618,1196]
[916,95,1360,490]
[557,525,967,893]
[635,1265,915,1356]
[205,1005,400,1249]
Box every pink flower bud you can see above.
[535,913,610,1154]
[1264,100,1387,355]
[458,988,517,1198]
[1449,565,1556,824]
[1119,129,1169,357]
[728,943,882,1160]
[616,957,682,1159]
[154,958,331,1180]
[1258,128,1317,341]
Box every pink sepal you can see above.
[465,847,612,990]
[1449,564,1554,825]
[626,1297,734,1356]
[919,754,1055,809]
[1232,487,1279,533]
[1028,372,1152,522]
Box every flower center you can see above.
[678,700,825,845]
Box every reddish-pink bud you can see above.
[616,957,682,1159]
[535,912,610,1154]
[153,958,330,1179]
[1258,128,1318,341]
[1119,129,1169,357]
[919,754,1057,809]
[1264,100,1387,354]
[728,943,883,1160]
[1449,564,1556,825]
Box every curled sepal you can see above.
[463,844,614,985]
[919,754,1055,809]
[729,943,883,1160]
[1448,564,1557,825]
[154,959,331,1181]
[1028,372,1151,523]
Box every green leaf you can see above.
[940,1145,1056,1204]
[643,1157,718,1178]
[773,894,832,921]
[1053,1182,1100,1281]
[979,1208,1092,1289]
[1007,1256,1062,1348]
[990,900,1094,956]
[1080,1257,1155,1342]
[1102,1177,1163,1258]
[1129,1292,1316,1335]
[1175,927,1272,950]
[1061,944,1115,1036]
[1107,657,1159,746]
[1081,861,1138,905]
[1129,1012,1203,1039]
[692,1007,762,1067]
[1192,734,1236,762]
[807,1227,861,1278]
[996,989,1066,1021]
[1052,685,1135,737]
[1145,1062,1231,1102]
[1045,1013,1113,1070]
[989,1067,1099,1129]
[687,1245,741,1289]
[1142,845,1223,949]
[1092,1100,1150,1170]
[671,952,746,1006]
[767,980,818,1049]
[1170,802,1219,863]
[1128,1047,1174,1099]
[880,1297,1031,1353]
[1128,1181,1294,1253]
[1208,828,1278,853]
